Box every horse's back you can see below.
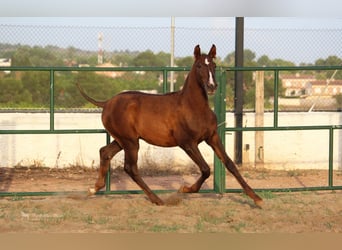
[101,91,182,146]
[106,91,180,115]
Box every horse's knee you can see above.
[124,161,140,180]
[123,164,131,175]
[99,146,106,158]
[123,163,135,176]
[202,167,210,179]
[99,145,111,160]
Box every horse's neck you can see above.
[181,70,209,107]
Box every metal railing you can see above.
[0,65,341,198]
[0,66,193,197]
[213,65,342,194]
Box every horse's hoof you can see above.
[178,185,191,193]
[152,199,165,206]
[178,185,185,193]
[254,199,263,209]
[88,188,96,196]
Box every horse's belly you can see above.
[139,128,178,147]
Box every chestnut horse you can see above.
[77,45,262,207]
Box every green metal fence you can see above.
[214,65,342,194]
[0,66,341,198]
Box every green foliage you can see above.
[0,44,165,108]
[0,43,341,109]
[0,77,26,104]
[12,46,64,67]
[132,50,169,66]
[54,71,161,108]
[176,56,193,67]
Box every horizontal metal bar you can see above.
[2,125,340,135]
[2,122,340,135]
[1,185,341,198]
[2,65,342,72]
[0,191,85,197]
[225,125,342,132]
[226,65,342,71]
[99,189,215,195]
[0,66,191,72]
[226,186,342,193]
[0,189,214,197]
[0,129,106,134]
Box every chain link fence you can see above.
[0,21,342,111]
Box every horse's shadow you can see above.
[160,191,261,209]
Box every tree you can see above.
[315,56,342,79]
[133,50,165,66]
[111,52,135,66]
[176,56,193,67]
[223,49,256,66]
[315,56,342,66]
[12,46,31,66]
[0,78,23,103]
[244,49,256,63]
[21,71,50,106]
[271,59,295,67]
[223,52,233,66]
[156,51,170,66]
[257,55,271,66]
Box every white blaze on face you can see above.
[205,57,215,86]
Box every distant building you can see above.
[280,73,342,101]
[306,80,342,96]
[0,58,11,74]
[96,63,125,78]
[280,73,315,97]
[63,59,77,67]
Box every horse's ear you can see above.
[194,45,201,60]
[209,44,216,59]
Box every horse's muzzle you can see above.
[206,82,217,95]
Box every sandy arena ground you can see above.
[0,166,341,233]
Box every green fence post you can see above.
[163,69,168,93]
[213,68,226,193]
[105,132,111,192]
[273,69,279,128]
[49,69,55,131]
[328,128,334,187]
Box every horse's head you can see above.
[193,44,217,95]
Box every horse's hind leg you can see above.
[89,140,122,194]
[179,144,211,193]
[123,141,165,205]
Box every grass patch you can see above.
[11,196,24,201]
[258,191,276,199]
[231,222,247,232]
[149,224,182,232]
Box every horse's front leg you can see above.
[206,132,263,208]
[179,144,211,193]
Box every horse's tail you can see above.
[76,83,107,108]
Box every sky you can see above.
[0,0,342,65]
[1,17,341,65]
[0,0,342,17]
[1,17,342,29]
